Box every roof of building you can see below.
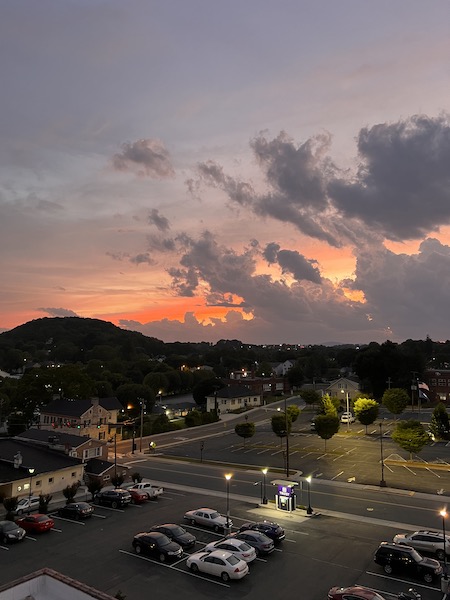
[15,428,93,448]
[41,397,122,418]
[0,439,82,483]
[211,384,255,399]
[84,458,117,477]
[0,567,117,600]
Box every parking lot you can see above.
[0,483,447,600]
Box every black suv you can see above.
[374,542,442,583]
[95,489,131,509]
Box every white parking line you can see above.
[365,571,439,593]
[119,550,230,587]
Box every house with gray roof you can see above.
[0,439,84,500]
[206,384,262,413]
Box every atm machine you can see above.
[271,479,299,512]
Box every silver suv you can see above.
[393,530,450,560]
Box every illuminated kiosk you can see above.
[271,479,299,512]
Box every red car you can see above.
[128,489,148,504]
[15,514,54,534]
[328,586,387,600]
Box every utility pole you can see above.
[386,377,392,389]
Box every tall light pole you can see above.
[379,422,387,487]
[225,473,232,532]
[281,397,290,476]
[441,509,448,579]
[341,389,350,431]
[262,468,268,505]
[138,397,144,452]
[28,467,35,513]
[306,475,313,515]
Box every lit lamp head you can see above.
[262,468,268,476]
[306,475,312,484]
[441,509,448,519]
[225,473,232,482]
[29,468,35,476]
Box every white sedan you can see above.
[204,538,256,562]
[183,508,231,532]
[340,412,355,424]
[186,550,249,581]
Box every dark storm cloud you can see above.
[192,115,450,247]
[263,242,322,283]
[148,208,170,232]
[328,114,450,241]
[192,131,343,247]
[348,237,450,339]
[112,139,175,179]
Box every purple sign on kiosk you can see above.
[278,484,293,497]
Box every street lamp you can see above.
[441,509,448,578]
[225,473,232,532]
[28,467,35,513]
[262,468,268,505]
[138,397,144,452]
[379,422,387,487]
[306,475,313,515]
[341,389,350,431]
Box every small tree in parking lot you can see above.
[62,481,81,504]
[111,474,125,488]
[3,497,18,520]
[86,479,103,501]
[235,421,256,448]
[38,494,52,514]
[392,420,430,460]
[314,413,340,451]
[353,398,379,433]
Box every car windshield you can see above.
[168,526,185,536]
[36,516,49,522]
[157,535,172,546]
[3,522,17,532]
[237,542,252,551]
[225,554,240,565]
[209,512,220,519]
[17,499,28,506]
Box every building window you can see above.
[71,472,77,477]
[48,477,54,483]
[35,480,41,487]
[431,379,437,386]
[438,379,446,386]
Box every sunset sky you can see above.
[2,1,450,345]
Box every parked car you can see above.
[310,418,316,431]
[340,412,355,424]
[15,514,54,533]
[12,496,40,515]
[148,524,196,548]
[393,530,450,560]
[57,502,94,520]
[128,489,148,504]
[238,520,285,543]
[204,538,256,563]
[227,530,275,556]
[95,489,131,508]
[183,508,231,532]
[328,585,387,600]
[374,542,442,583]
[186,549,249,581]
[132,532,183,562]
[123,481,163,500]
[0,520,26,544]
